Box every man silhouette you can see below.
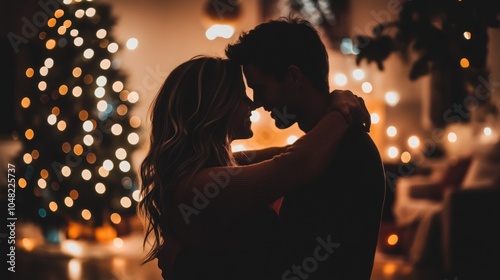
[226,16,386,279]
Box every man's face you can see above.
[242,63,299,129]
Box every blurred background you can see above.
[1,0,500,279]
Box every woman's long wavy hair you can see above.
[138,56,245,264]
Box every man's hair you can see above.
[225,16,329,93]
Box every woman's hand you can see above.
[328,89,371,132]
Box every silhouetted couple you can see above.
[139,16,386,280]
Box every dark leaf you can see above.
[409,56,430,80]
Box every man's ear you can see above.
[286,65,303,83]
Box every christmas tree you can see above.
[14,0,141,242]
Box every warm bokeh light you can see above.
[384,91,400,106]
[19,178,27,188]
[103,159,114,171]
[73,144,84,156]
[447,132,457,143]
[386,126,397,137]
[370,113,380,124]
[287,135,299,144]
[115,148,127,160]
[96,29,107,39]
[387,234,399,245]
[40,169,49,179]
[408,136,420,148]
[100,59,111,70]
[75,9,85,18]
[25,129,34,140]
[463,31,471,40]
[232,144,246,152]
[333,73,348,86]
[74,37,84,47]
[45,58,54,68]
[86,152,97,164]
[129,116,141,128]
[23,153,33,164]
[38,81,47,91]
[21,238,36,251]
[484,127,492,136]
[126,38,139,50]
[111,124,123,135]
[83,120,94,132]
[46,39,57,49]
[59,84,69,95]
[21,97,31,108]
[26,68,35,78]
[119,161,131,172]
[81,209,92,220]
[38,178,47,189]
[70,190,79,200]
[95,182,106,194]
[113,237,124,248]
[127,91,139,103]
[62,142,72,153]
[85,7,97,17]
[128,132,140,145]
[83,48,95,59]
[98,166,110,177]
[250,111,260,122]
[49,201,58,212]
[383,263,397,275]
[352,69,365,80]
[47,18,57,28]
[73,86,83,97]
[361,82,372,93]
[120,197,132,208]
[61,166,71,177]
[57,120,67,131]
[62,241,83,257]
[54,9,64,18]
[112,81,124,92]
[388,146,399,158]
[205,24,235,40]
[65,197,74,207]
[40,66,49,76]
[107,42,119,53]
[96,76,107,86]
[117,104,128,115]
[132,190,141,202]
[110,213,121,224]
[401,151,412,163]
[81,169,92,180]
[460,58,470,68]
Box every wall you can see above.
[75,0,500,166]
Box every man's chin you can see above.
[274,119,294,129]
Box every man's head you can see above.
[225,16,330,129]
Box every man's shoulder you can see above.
[337,128,382,161]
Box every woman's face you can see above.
[229,76,254,141]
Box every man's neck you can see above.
[297,90,330,133]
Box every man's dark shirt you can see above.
[279,127,386,279]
